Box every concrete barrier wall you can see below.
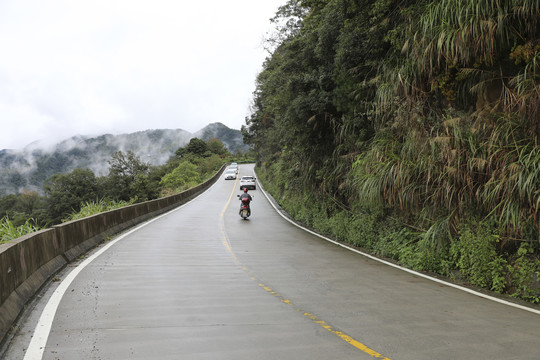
[0,165,225,345]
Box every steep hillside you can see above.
[194,122,248,154]
[244,0,539,302]
[0,123,247,195]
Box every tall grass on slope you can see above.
[398,0,540,119]
[0,216,41,244]
[0,199,133,244]
[353,113,540,246]
[63,199,134,222]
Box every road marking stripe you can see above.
[256,280,391,359]
[219,177,392,359]
[220,177,239,260]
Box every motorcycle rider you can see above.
[239,187,252,200]
[239,188,253,216]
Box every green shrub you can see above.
[159,161,200,195]
[401,237,451,274]
[450,224,507,292]
[312,210,332,236]
[508,244,540,303]
[327,211,351,242]
[345,213,380,248]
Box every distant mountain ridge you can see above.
[0,122,247,195]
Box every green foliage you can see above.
[196,123,248,154]
[188,153,225,178]
[207,138,228,155]
[345,212,381,249]
[104,150,153,202]
[247,0,540,248]
[352,111,540,244]
[508,244,540,303]
[0,191,49,227]
[63,199,134,222]
[0,216,41,244]
[44,168,100,224]
[159,161,200,195]
[159,149,226,197]
[449,223,507,292]
[184,138,211,156]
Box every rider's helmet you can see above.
[243,188,248,193]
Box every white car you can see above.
[228,163,239,174]
[239,175,256,190]
[223,169,237,180]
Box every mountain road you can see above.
[3,164,540,360]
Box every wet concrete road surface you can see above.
[4,164,540,359]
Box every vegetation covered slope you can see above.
[243,0,540,302]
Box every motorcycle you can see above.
[237,194,253,220]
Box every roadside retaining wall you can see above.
[0,165,225,345]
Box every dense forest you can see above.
[243,0,540,302]
[0,138,250,240]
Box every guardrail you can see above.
[0,165,225,346]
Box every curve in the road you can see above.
[256,176,540,317]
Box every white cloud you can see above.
[0,0,283,149]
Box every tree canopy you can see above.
[43,168,99,224]
[105,151,153,202]
[245,0,540,243]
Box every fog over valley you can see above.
[0,122,246,195]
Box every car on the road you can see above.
[223,169,237,180]
[239,175,256,190]
[227,163,239,174]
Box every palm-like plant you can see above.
[358,0,540,244]
[404,0,539,118]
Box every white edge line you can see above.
[23,182,219,360]
[256,178,540,316]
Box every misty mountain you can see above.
[0,123,248,195]
[194,122,246,149]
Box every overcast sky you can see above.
[0,0,285,150]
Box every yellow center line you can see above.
[218,174,391,360]
[220,176,239,257]
[220,176,238,219]
[255,281,392,359]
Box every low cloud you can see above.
[0,0,284,150]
